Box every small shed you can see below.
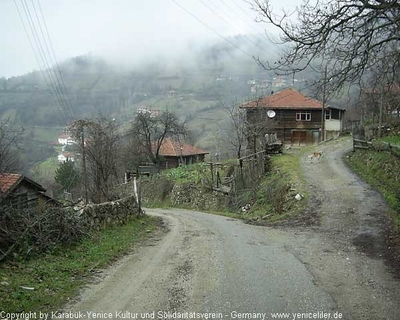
[0,173,59,209]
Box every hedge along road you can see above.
[67,139,400,320]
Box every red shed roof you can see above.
[0,173,21,194]
[152,138,209,157]
[241,88,323,109]
[0,173,46,196]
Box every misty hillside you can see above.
[0,36,315,170]
[1,37,273,123]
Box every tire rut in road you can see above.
[167,258,193,311]
[166,232,196,312]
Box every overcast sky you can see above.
[0,0,300,78]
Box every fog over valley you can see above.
[0,0,304,185]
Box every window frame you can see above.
[296,111,311,121]
[325,109,331,120]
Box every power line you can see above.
[213,0,280,54]
[235,0,282,54]
[170,0,256,60]
[27,0,73,121]
[13,0,70,122]
[28,0,75,121]
[14,0,74,124]
[231,0,280,44]
[33,0,76,119]
[21,0,72,121]
[21,0,69,116]
[196,0,270,55]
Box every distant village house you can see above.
[58,131,75,145]
[166,90,178,98]
[57,152,75,163]
[152,138,209,170]
[136,107,161,118]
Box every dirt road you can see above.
[67,138,400,320]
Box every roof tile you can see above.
[152,138,208,157]
[0,173,22,194]
[241,88,323,109]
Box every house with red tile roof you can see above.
[0,173,59,209]
[58,131,76,145]
[151,138,209,170]
[241,88,345,146]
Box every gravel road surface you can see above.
[67,138,400,320]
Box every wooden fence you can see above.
[209,150,269,196]
[353,138,400,159]
[233,150,269,192]
[353,139,372,151]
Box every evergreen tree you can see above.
[54,160,79,192]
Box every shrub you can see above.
[0,206,88,262]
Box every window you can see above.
[325,109,331,120]
[296,111,311,121]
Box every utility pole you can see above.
[81,124,89,204]
[72,119,89,204]
[321,65,328,142]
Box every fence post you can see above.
[210,162,214,187]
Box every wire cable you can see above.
[170,0,256,60]
[29,0,74,120]
[215,0,281,55]
[34,0,76,120]
[20,0,72,121]
[232,0,280,44]
[13,0,70,123]
[196,0,270,55]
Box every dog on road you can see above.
[308,151,323,161]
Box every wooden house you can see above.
[241,88,345,147]
[0,173,59,209]
[152,138,209,170]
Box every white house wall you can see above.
[325,119,342,131]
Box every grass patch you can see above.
[140,152,306,223]
[30,157,59,184]
[28,126,64,142]
[247,151,307,222]
[345,149,400,229]
[162,163,210,184]
[381,135,400,146]
[0,215,161,312]
[161,161,235,184]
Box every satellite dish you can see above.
[267,110,276,118]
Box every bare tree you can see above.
[253,0,400,91]
[72,117,121,203]
[0,118,24,173]
[119,134,148,174]
[131,111,187,170]
[225,105,247,159]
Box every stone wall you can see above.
[114,177,231,212]
[78,196,140,230]
[171,183,230,211]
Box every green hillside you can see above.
[0,39,316,176]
